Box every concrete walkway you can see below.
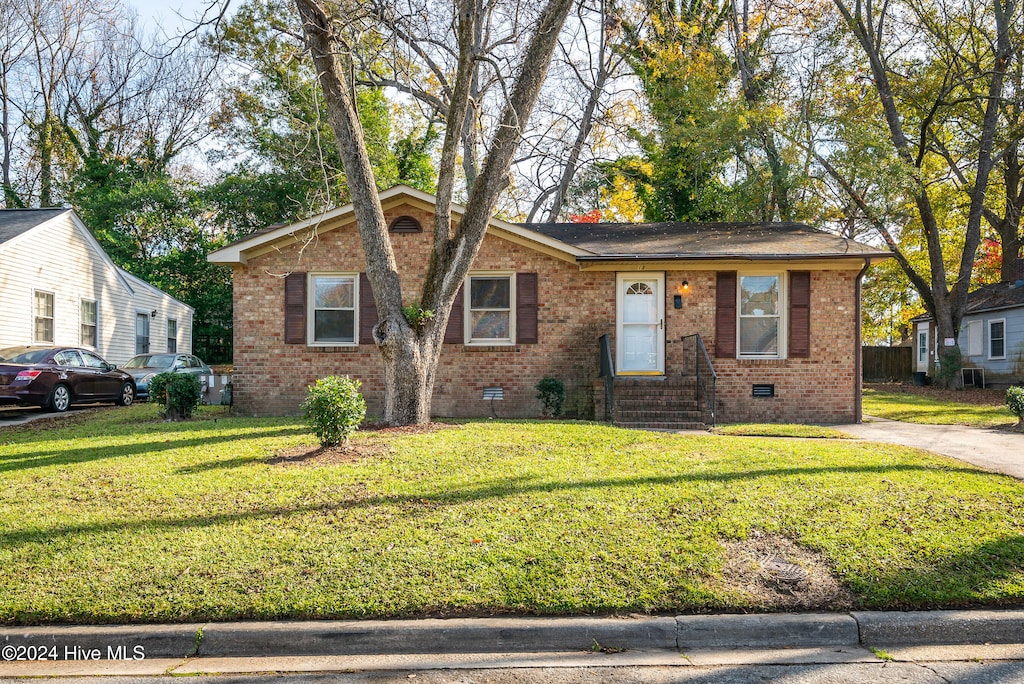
[835,415,1024,479]
[1,610,1023,678]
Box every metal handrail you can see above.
[598,334,615,421]
[682,333,717,427]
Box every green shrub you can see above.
[1007,386,1024,428]
[535,377,566,417]
[934,346,963,388]
[149,373,202,420]
[303,376,367,446]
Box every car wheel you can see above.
[48,384,72,413]
[117,382,135,407]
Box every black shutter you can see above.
[444,285,464,344]
[284,272,306,345]
[359,273,378,345]
[516,272,538,344]
[715,271,737,358]
[789,271,811,358]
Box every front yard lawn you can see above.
[1,406,1023,624]
[863,384,1015,427]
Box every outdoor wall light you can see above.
[681,280,689,291]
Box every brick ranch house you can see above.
[209,186,890,427]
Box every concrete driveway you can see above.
[836,416,1024,479]
[0,405,104,427]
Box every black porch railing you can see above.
[681,333,717,427]
[598,333,615,421]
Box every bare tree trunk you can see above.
[296,0,575,424]
[541,2,619,222]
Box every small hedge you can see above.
[535,377,565,417]
[149,373,202,420]
[1007,386,1024,428]
[303,376,367,446]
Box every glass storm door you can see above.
[616,273,665,374]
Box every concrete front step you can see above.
[615,409,704,422]
[614,397,699,411]
[614,421,708,431]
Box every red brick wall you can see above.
[232,204,613,418]
[231,204,860,423]
[662,269,859,424]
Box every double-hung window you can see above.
[738,274,782,357]
[466,274,514,344]
[989,319,1006,359]
[309,274,357,345]
[81,300,97,348]
[34,291,54,344]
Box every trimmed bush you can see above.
[303,376,367,446]
[1007,386,1024,428]
[149,373,202,420]
[535,377,566,417]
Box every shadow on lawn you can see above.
[851,534,1024,608]
[0,426,308,473]
[1,461,993,549]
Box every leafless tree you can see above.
[294,0,576,424]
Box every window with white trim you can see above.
[466,274,515,344]
[918,330,928,364]
[738,274,783,357]
[166,318,177,353]
[309,274,357,345]
[989,319,1006,359]
[34,291,54,344]
[81,300,97,348]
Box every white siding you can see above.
[0,212,194,365]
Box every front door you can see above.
[616,272,665,375]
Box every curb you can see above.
[853,610,1024,646]
[2,610,1024,659]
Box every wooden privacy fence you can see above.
[862,346,913,382]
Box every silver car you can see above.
[121,353,212,400]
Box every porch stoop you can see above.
[611,376,707,431]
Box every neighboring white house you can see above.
[0,208,194,365]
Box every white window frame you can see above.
[80,298,98,348]
[737,272,787,359]
[166,318,178,353]
[308,272,359,347]
[918,329,928,364]
[33,290,55,345]
[988,318,1006,360]
[464,271,516,346]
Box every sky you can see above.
[127,0,231,36]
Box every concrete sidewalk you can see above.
[1,610,1023,677]
[836,415,1024,479]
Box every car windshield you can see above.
[0,348,52,364]
[124,354,175,369]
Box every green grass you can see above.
[1,405,1023,624]
[862,388,1015,427]
[712,424,852,439]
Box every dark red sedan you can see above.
[0,347,136,412]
